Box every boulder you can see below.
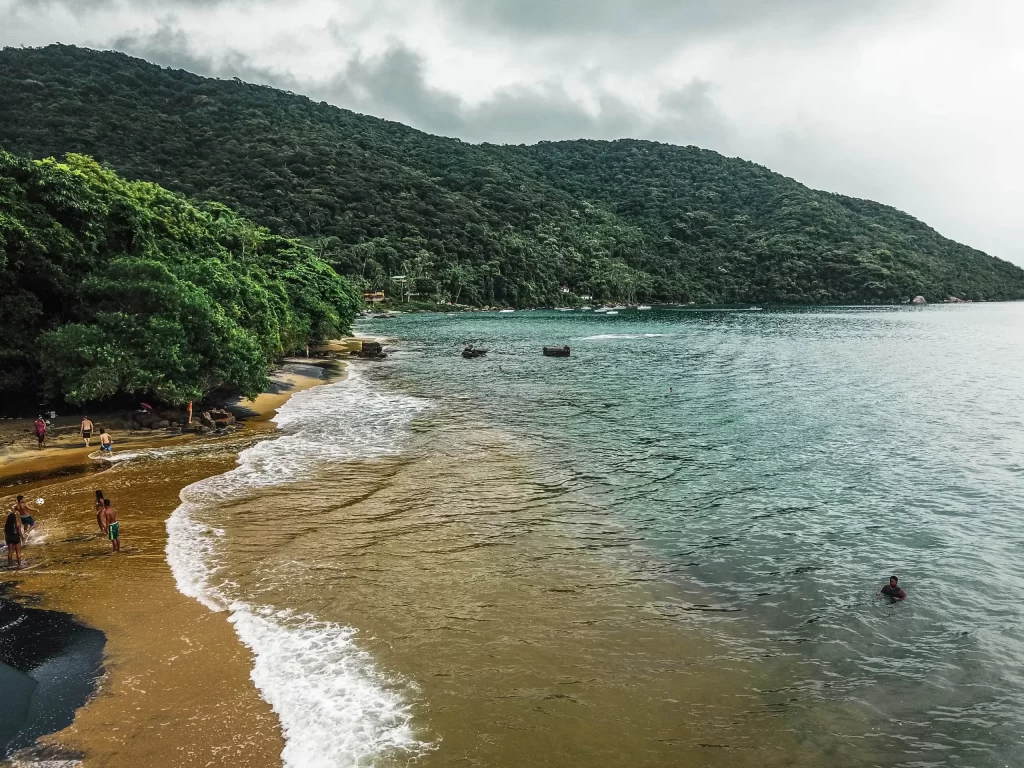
[911,295,927,304]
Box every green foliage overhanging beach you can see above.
[2,45,1023,309]
[0,150,361,406]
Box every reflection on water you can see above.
[180,305,1024,767]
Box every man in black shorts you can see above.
[81,416,94,447]
[14,495,35,536]
[880,575,907,600]
[5,506,23,569]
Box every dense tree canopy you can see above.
[1,44,1022,310]
[0,149,360,405]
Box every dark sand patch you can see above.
[0,585,104,760]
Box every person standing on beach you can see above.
[98,429,113,455]
[101,498,120,552]
[81,416,94,447]
[14,496,35,537]
[5,506,23,568]
[34,416,47,449]
[94,490,106,533]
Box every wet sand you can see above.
[0,360,346,766]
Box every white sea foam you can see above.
[165,368,430,766]
[579,333,671,341]
[230,605,426,768]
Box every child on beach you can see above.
[101,498,120,552]
[94,490,106,533]
[14,495,36,536]
[99,429,113,455]
[5,506,23,568]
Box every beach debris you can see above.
[543,346,571,357]
[462,345,488,359]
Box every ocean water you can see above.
[168,304,1024,767]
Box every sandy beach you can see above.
[0,354,354,767]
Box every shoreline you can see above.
[0,350,358,766]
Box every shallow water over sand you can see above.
[173,304,1024,767]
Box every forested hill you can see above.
[2,44,1022,306]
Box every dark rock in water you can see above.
[543,345,571,357]
[462,345,488,359]
[0,590,105,759]
[356,341,388,360]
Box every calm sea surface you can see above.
[175,304,1024,767]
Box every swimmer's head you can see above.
[16,495,23,502]
[890,576,899,587]
[95,489,104,500]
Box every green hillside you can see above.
[1,43,1022,309]
[0,149,360,405]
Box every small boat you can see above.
[580,306,592,311]
[499,309,515,313]
[748,306,763,311]
[637,305,652,310]
[462,345,488,359]
[543,346,571,357]
[605,310,619,315]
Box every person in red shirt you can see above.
[34,416,47,449]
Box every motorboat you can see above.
[637,305,652,310]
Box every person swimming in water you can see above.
[880,575,907,600]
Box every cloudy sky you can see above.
[3,0,1022,264]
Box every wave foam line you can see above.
[231,606,427,768]
[165,368,431,766]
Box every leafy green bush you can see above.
[0,150,360,404]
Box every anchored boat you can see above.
[543,346,571,357]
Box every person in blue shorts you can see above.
[14,495,35,536]
[99,429,113,454]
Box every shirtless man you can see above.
[81,416,95,447]
[98,429,113,455]
[101,498,120,552]
[14,496,35,536]
[5,506,23,568]
[34,416,46,449]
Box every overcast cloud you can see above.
[2,0,1022,264]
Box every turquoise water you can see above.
[364,305,1024,767]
